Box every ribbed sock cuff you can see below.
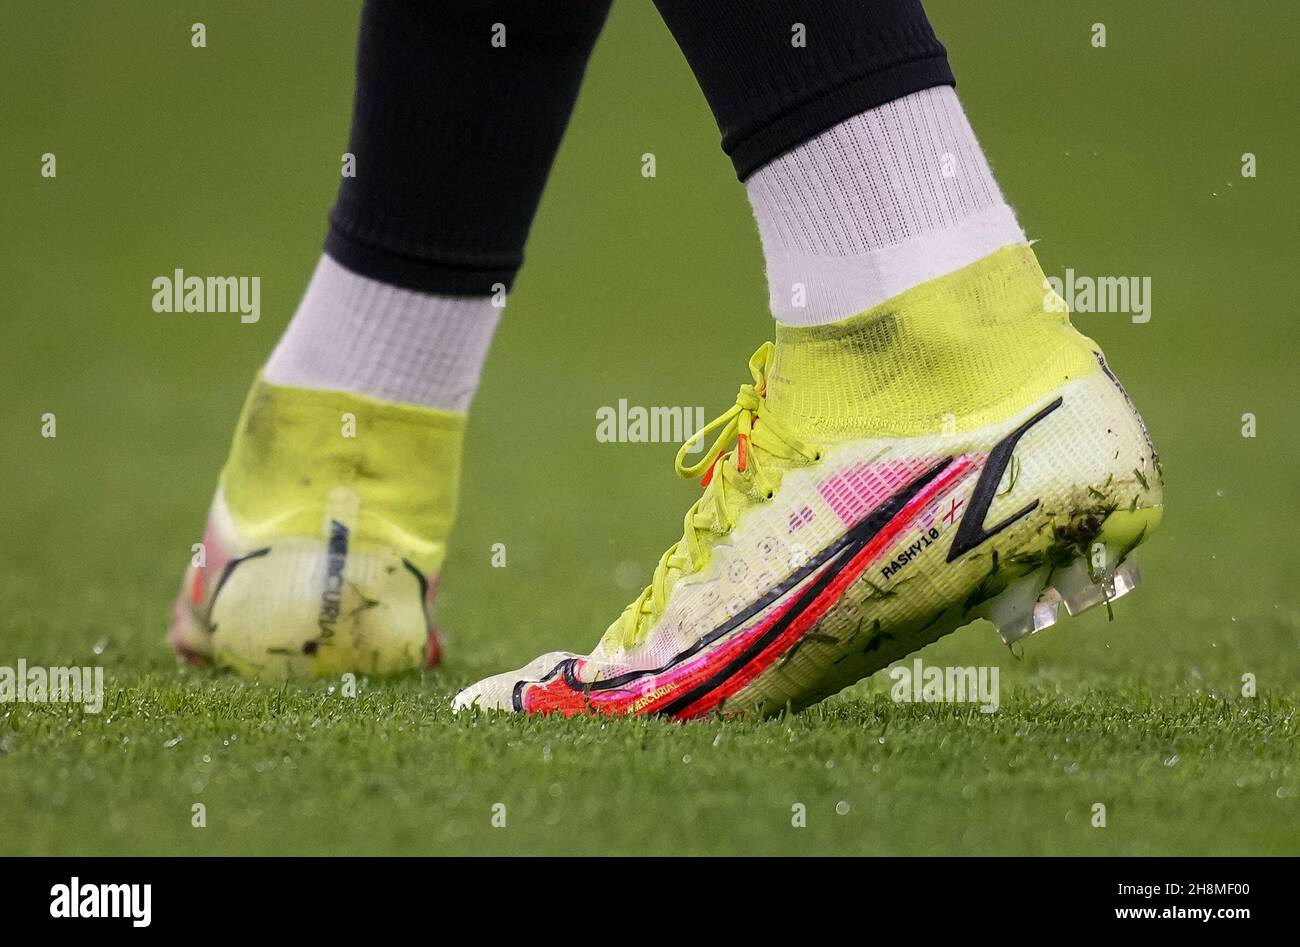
[265,255,501,413]
[732,55,954,180]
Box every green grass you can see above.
[1,0,1298,855]
[4,680,1296,856]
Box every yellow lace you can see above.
[615,342,822,648]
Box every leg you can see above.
[655,0,1014,325]
[458,0,1163,718]
[171,0,612,677]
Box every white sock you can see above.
[264,255,501,412]
[746,85,1026,327]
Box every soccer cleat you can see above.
[455,245,1163,719]
[170,378,464,678]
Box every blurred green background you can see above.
[0,1,1296,855]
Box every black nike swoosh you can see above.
[946,396,1062,563]
[204,547,271,632]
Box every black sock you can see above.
[324,0,612,295]
[651,0,953,179]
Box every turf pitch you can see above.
[0,0,1296,855]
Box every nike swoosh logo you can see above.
[204,547,271,632]
[946,396,1062,563]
